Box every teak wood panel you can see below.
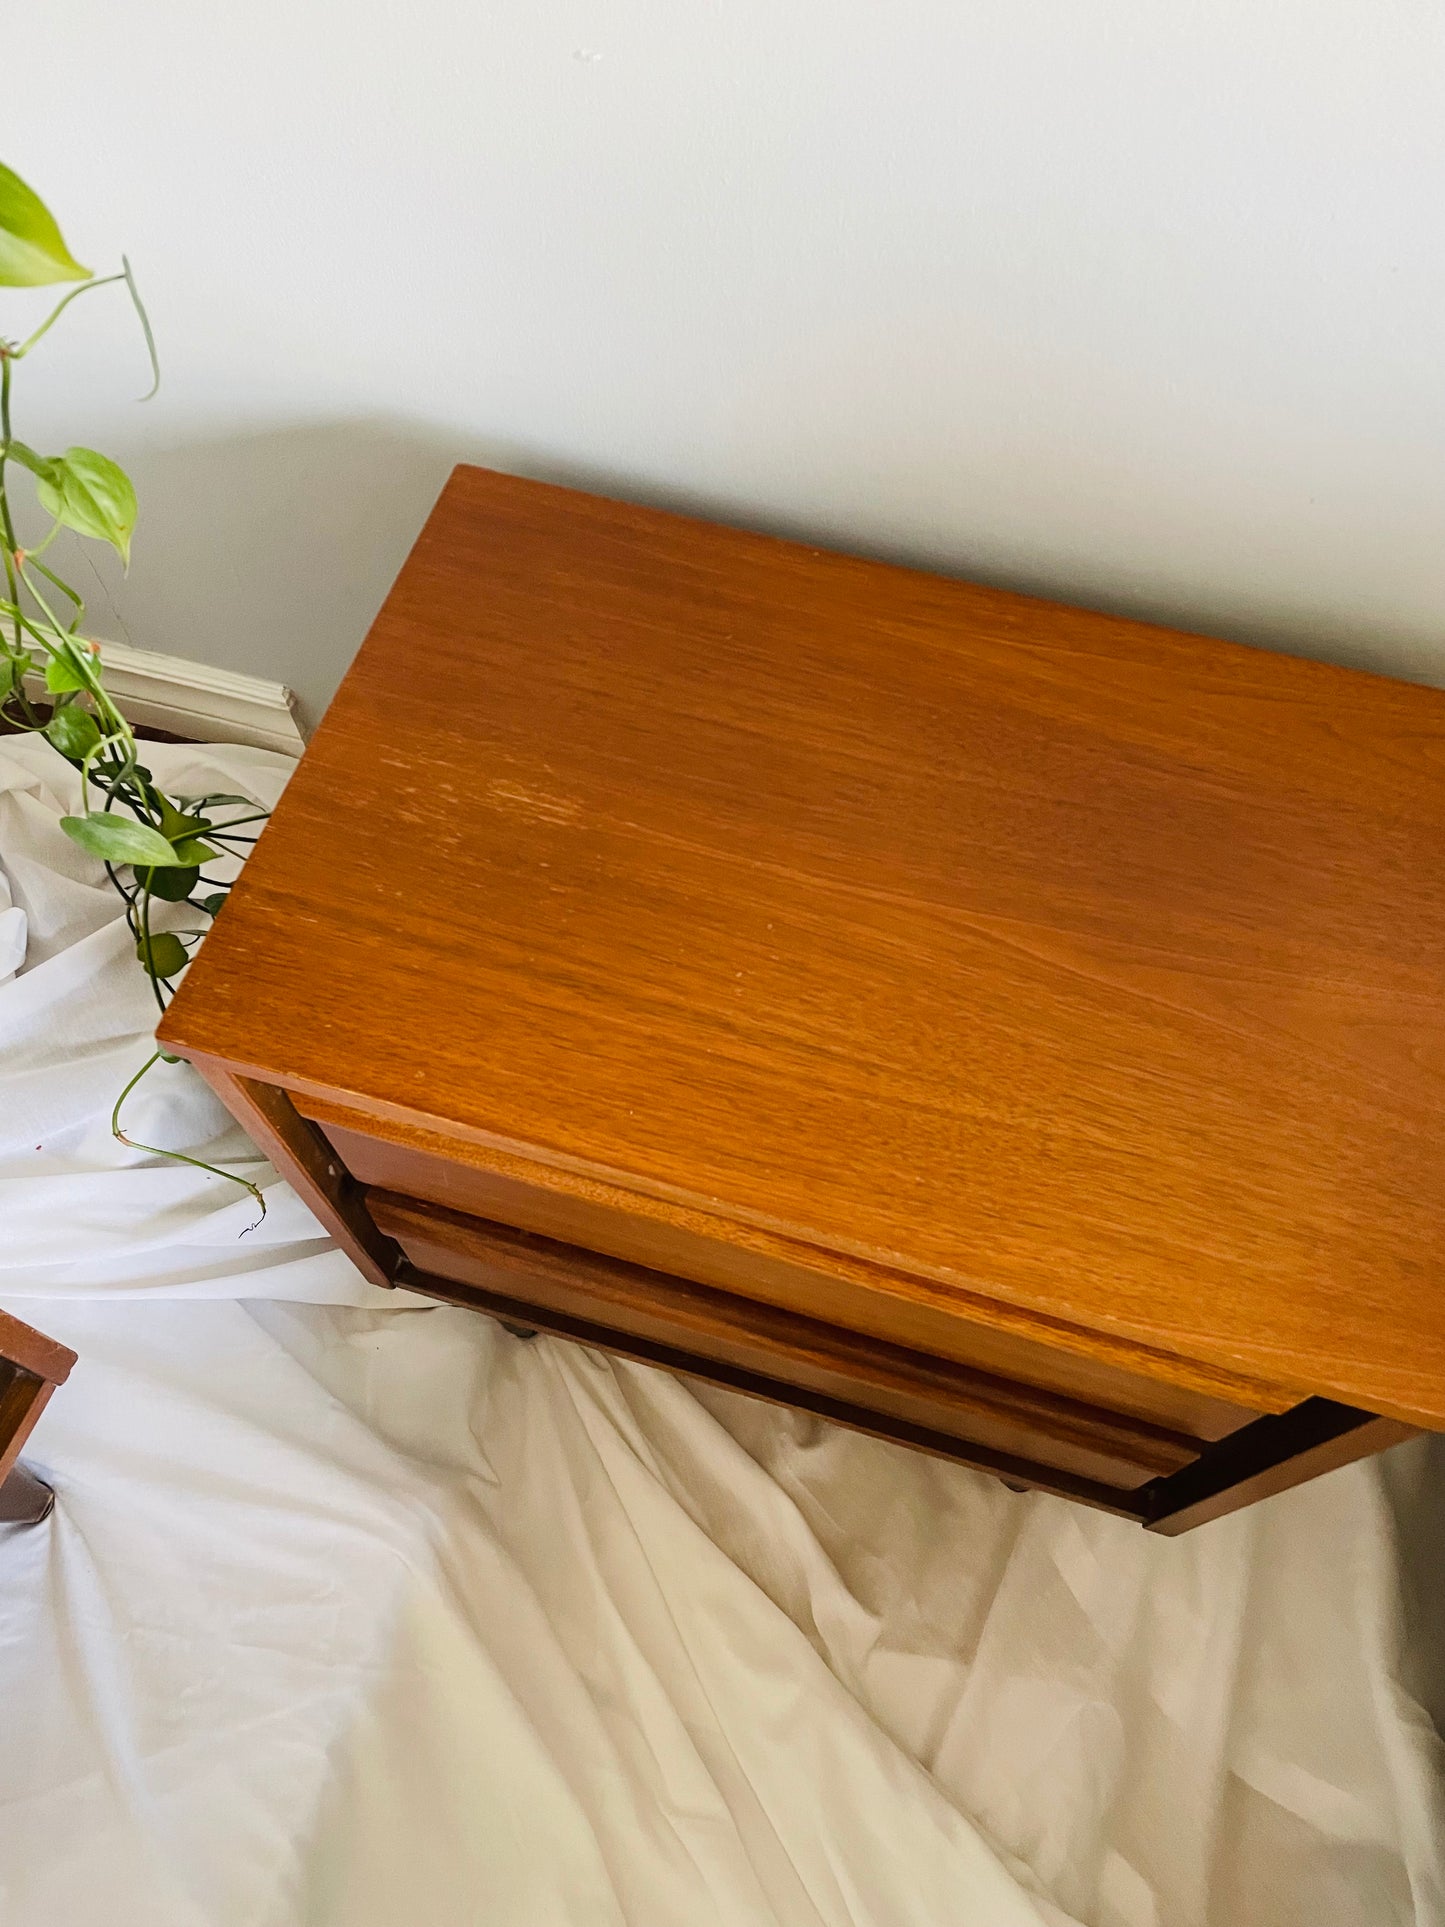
[0,1308,76,1490]
[375,1190,1395,1531]
[156,464,1445,1526]
[398,1251,1147,1521]
[0,1365,49,1489]
[157,1076,1387,1530]
[0,1308,77,1389]
[184,1066,401,1291]
[307,1099,1266,1442]
[1143,1403,1416,1536]
[157,465,1445,1432]
[370,1190,1193,1499]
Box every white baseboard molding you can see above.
[27,640,307,757]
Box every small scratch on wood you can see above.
[485,778,581,825]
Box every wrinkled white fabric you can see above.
[0,734,1441,1927]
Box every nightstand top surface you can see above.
[161,465,1445,1423]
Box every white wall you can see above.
[8,1,1445,726]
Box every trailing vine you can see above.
[1,161,268,1225]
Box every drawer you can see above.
[176,1077,1411,1532]
[299,1096,1271,1444]
[369,1187,1212,1506]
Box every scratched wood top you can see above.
[161,465,1445,1425]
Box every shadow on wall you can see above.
[72,418,511,732]
[83,419,863,732]
[66,415,1445,735]
[83,418,799,732]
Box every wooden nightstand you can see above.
[159,466,1444,1531]
[0,1309,75,1526]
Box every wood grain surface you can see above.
[312,1100,1266,1439]
[376,1193,1163,1511]
[373,1188,1211,1488]
[1144,1404,1416,1535]
[184,1070,400,1292]
[0,1308,76,1389]
[160,465,1445,1429]
[0,1309,75,1491]
[399,1251,1147,1519]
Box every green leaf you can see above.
[94,757,152,787]
[35,448,138,566]
[155,795,210,842]
[60,813,187,868]
[142,863,200,902]
[43,652,89,693]
[168,836,218,864]
[45,702,102,760]
[135,930,188,979]
[199,893,228,917]
[0,163,91,287]
[4,441,61,487]
[0,655,22,701]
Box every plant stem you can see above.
[5,223,262,1235]
[111,1050,268,1232]
[137,884,167,1017]
[26,555,85,620]
[0,352,24,660]
[14,273,126,359]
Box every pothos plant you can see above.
[1,162,267,1222]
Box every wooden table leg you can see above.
[0,1462,55,1526]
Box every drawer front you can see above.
[370,1188,1213,1505]
[303,1100,1271,1444]
[150,1077,1403,1532]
